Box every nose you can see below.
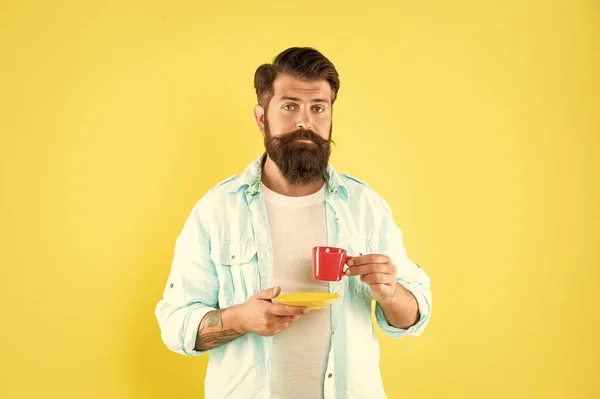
[296,107,313,130]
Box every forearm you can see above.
[194,306,245,351]
[378,283,419,329]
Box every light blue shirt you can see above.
[155,153,432,398]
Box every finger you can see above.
[345,263,390,276]
[270,304,309,316]
[253,286,281,300]
[285,315,302,322]
[360,273,394,285]
[346,254,390,266]
[272,317,299,334]
[278,321,293,332]
[274,315,299,323]
[275,315,300,326]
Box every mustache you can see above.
[272,129,329,146]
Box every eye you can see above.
[283,104,296,111]
[313,106,325,113]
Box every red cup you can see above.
[312,246,348,281]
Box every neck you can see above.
[261,155,325,197]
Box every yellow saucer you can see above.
[273,292,341,310]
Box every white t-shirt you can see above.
[261,181,331,399]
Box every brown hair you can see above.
[254,47,340,109]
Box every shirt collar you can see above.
[227,152,349,203]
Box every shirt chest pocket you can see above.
[211,241,260,307]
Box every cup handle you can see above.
[340,255,353,279]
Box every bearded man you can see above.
[156,47,432,399]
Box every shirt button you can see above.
[169,283,173,288]
[231,255,236,260]
[328,373,333,378]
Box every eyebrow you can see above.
[281,96,330,104]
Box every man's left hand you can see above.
[345,254,398,303]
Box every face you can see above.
[255,75,334,185]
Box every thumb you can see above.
[253,286,281,300]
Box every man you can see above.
[155,47,432,399]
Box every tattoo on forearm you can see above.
[196,329,243,350]
[195,309,243,351]
[207,310,224,328]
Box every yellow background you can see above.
[1,0,598,398]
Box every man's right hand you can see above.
[233,286,309,336]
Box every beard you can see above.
[263,118,332,186]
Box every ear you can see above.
[254,104,265,133]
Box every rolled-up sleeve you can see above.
[155,203,218,356]
[374,199,432,338]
